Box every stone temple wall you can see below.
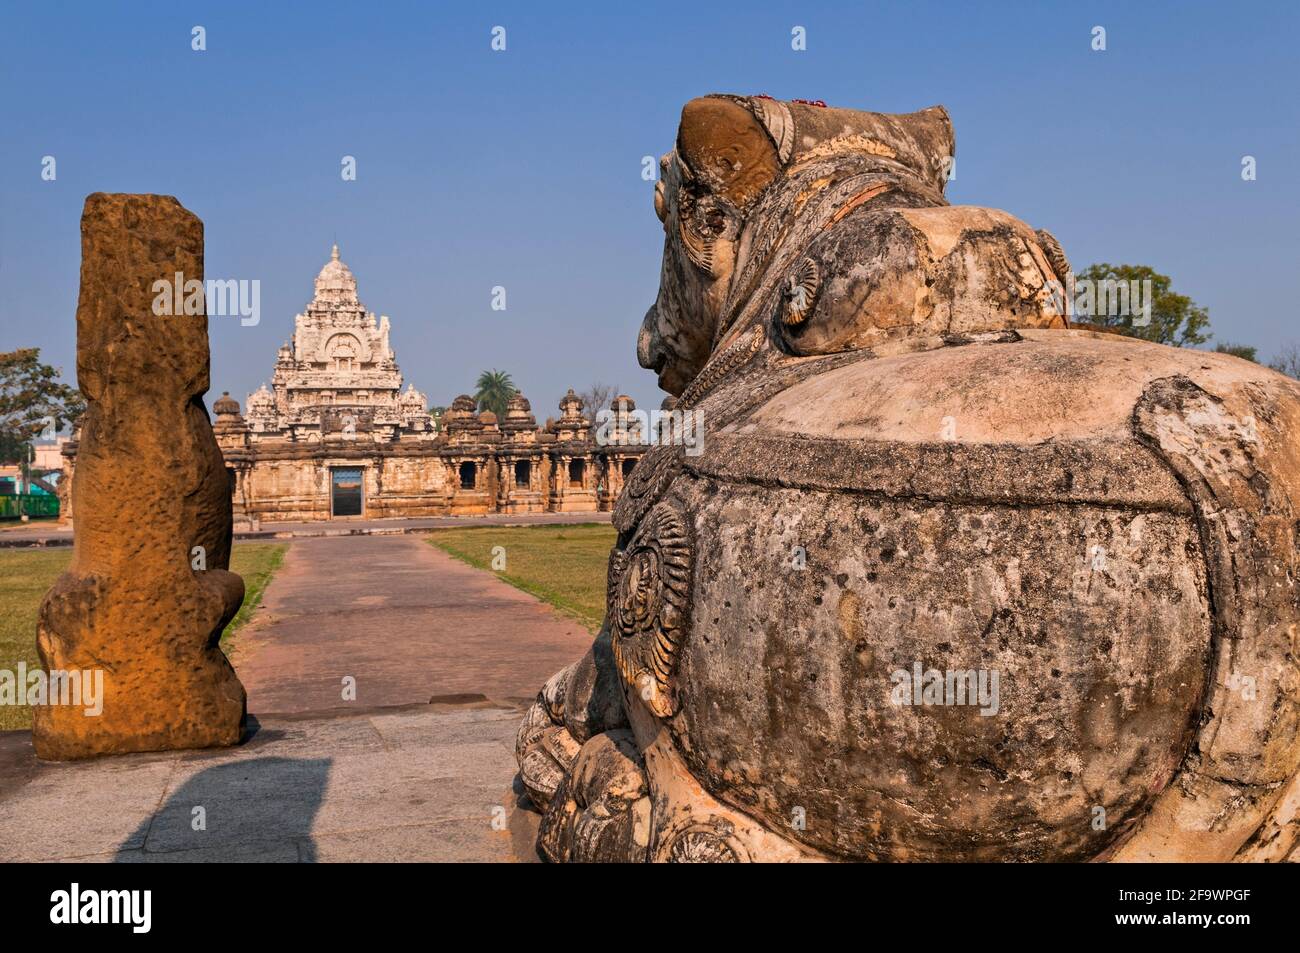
[62,392,650,525]
[226,441,635,522]
[210,383,652,522]
[237,449,454,522]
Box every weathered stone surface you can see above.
[33,193,246,759]
[518,95,1300,861]
[537,729,650,863]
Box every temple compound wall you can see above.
[214,388,647,523]
[204,246,645,524]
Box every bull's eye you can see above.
[678,187,697,219]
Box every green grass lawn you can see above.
[0,549,66,732]
[220,544,286,651]
[0,542,286,731]
[428,523,616,632]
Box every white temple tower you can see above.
[244,245,431,441]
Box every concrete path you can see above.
[232,534,594,713]
[0,510,610,547]
[0,703,541,862]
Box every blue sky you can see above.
[2,0,1297,417]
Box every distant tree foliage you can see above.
[473,369,517,418]
[1074,263,1211,348]
[0,348,83,464]
[578,382,620,417]
[1213,342,1259,363]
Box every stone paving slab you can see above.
[309,819,517,863]
[0,704,540,863]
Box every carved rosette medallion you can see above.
[664,823,746,863]
[607,502,692,718]
[613,446,684,533]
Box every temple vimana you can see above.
[206,245,647,522]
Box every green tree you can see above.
[0,349,84,463]
[1213,342,1258,362]
[473,369,517,418]
[1074,263,1211,348]
[428,405,446,433]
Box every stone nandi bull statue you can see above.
[517,95,1300,862]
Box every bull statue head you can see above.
[639,94,1070,397]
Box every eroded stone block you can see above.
[33,193,246,760]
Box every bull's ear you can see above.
[677,97,779,208]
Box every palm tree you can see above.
[474,369,517,418]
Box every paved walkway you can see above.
[0,531,600,862]
[0,510,611,547]
[233,534,593,712]
[0,703,541,862]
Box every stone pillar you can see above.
[229,466,246,524]
[599,454,617,511]
[34,193,246,759]
[56,430,78,525]
[551,454,568,511]
[232,464,259,532]
[497,455,512,508]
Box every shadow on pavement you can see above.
[114,755,331,862]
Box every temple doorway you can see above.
[330,467,363,517]
[459,461,478,490]
[568,459,585,488]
